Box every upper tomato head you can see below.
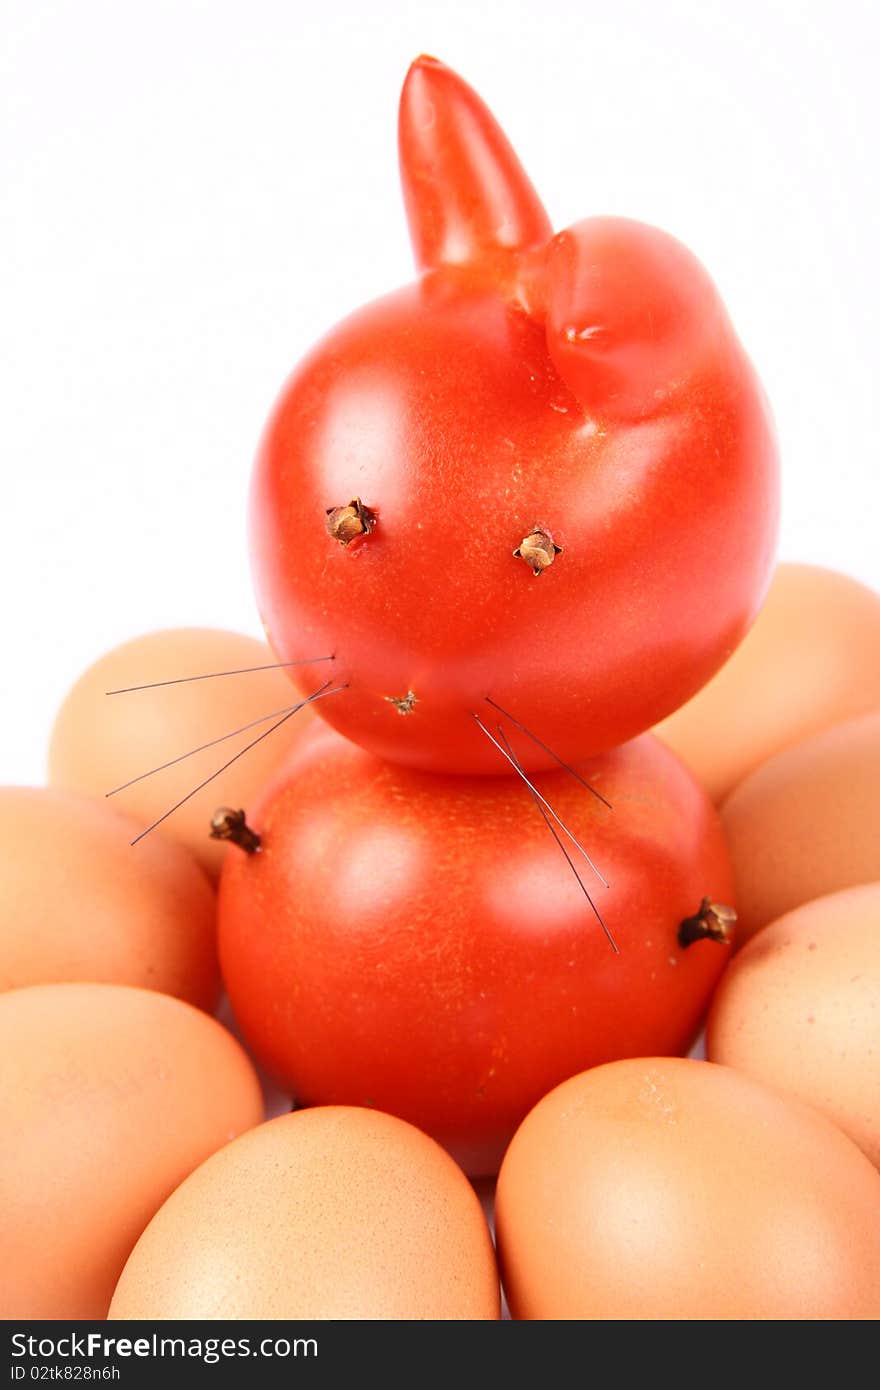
[250,56,778,774]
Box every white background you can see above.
[2,0,878,785]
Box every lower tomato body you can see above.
[219,727,733,1174]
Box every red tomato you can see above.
[249,57,778,773]
[218,727,734,1175]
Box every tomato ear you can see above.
[543,218,729,420]
[398,56,552,274]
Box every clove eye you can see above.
[513,527,562,576]
[325,498,378,546]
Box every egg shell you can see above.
[48,628,319,878]
[654,564,880,802]
[707,883,880,1167]
[495,1056,880,1319]
[109,1106,501,1319]
[721,710,880,944]
[0,786,218,1007]
[0,983,264,1319]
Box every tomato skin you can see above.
[250,60,778,774]
[218,727,734,1175]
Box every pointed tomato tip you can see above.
[402,55,447,96]
[400,55,442,127]
[401,55,456,119]
[399,57,551,275]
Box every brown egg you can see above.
[0,786,218,1007]
[721,711,880,944]
[495,1057,880,1319]
[654,564,880,802]
[48,628,321,878]
[0,983,263,1319]
[109,1107,500,1319]
[707,884,880,1167]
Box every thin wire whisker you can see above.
[129,681,348,846]
[107,688,338,798]
[498,728,618,954]
[471,714,609,888]
[484,696,612,809]
[107,654,335,695]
